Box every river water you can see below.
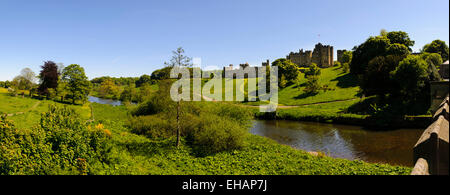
[88,96,424,167]
[251,120,423,167]
[88,96,123,106]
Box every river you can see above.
[251,120,423,167]
[89,96,424,167]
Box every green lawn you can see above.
[1,88,91,129]
[89,102,411,175]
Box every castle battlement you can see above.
[287,43,334,68]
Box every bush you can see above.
[191,114,247,155]
[0,105,112,175]
[127,115,174,139]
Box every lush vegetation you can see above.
[0,89,412,175]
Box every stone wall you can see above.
[337,50,347,63]
[412,95,449,175]
[287,43,334,68]
[438,60,449,80]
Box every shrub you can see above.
[191,114,247,155]
[127,115,174,139]
[0,105,112,175]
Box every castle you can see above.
[286,43,334,68]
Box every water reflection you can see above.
[251,120,423,166]
[88,96,122,106]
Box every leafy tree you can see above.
[120,85,138,102]
[135,74,153,88]
[151,67,172,80]
[304,63,321,77]
[303,76,321,94]
[341,51,353,64]
[98,78,121,99]
[351,36,391,75]
[62,64,91,104]
[391,55,429,103]
[422,39,449,61]
[272,58,300,87]
[360,55,407,98]
[55,81,69,102]
[421,53,443,81]
[38,61,59,97]
[386,31,415,51]
[386,43,410,56]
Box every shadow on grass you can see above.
[294,92,319,99]
[331,73,358,88]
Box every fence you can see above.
[411,95,449,175]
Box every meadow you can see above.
[0,88,412,175]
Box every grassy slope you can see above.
[243,66,360,106]
[0,88,91,129]
[90,103,411,175]
[1,87,412,174]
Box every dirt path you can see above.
[4,101,41,117]
[194,92,358,109]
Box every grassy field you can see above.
[0,88,91,129]
[87,102,411,175]
[0,87,412,175]
[242,66,360,106]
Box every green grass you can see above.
[90,103,411,175]
[242,66,360,106]
[0,88,91,129]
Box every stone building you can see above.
[439,60,449,80]
[337,50,347,63]
[287,43,334,68]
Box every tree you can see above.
[422,40,449,61]
[391,55,429,102]
[360,55,407,98]
[164,47,192,148]
[304,63,321,77]
[55,81,69,102]
[135,74,153,88]
[351,36,391,75]
[164,47,192,68]
[151,67,172,80]
[304,76,321,94]
[38,61,59,97]
[341,51,353,64]
[120,85,138,102]
[272,58,300,87]
[386,31,415,51]
[421,53,443,81]
[98,78,121,99]
[62,64,91,104]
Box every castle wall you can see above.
[287,43,334,68]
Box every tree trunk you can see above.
[176,100,181,148]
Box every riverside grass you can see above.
[0,89,411,174]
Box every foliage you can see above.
[304,63,321,77]
[391,55,430,104]
[151,67,172,80]
[38,61,59,96]
[422,39,449,61]
[272,58,300,87]
[0,105,111,175]
[386,31,415,50]
[303,76,321,94]
[98,78,121,99]
[135,74,153,88]
[360,55,407,97]
[62,64,91,104]
[341,50,353,64]
[351,36,391,75]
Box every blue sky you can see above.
[0,0,448,81]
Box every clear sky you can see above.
[0,0,448,81]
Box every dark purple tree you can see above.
[38,61,59,96]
